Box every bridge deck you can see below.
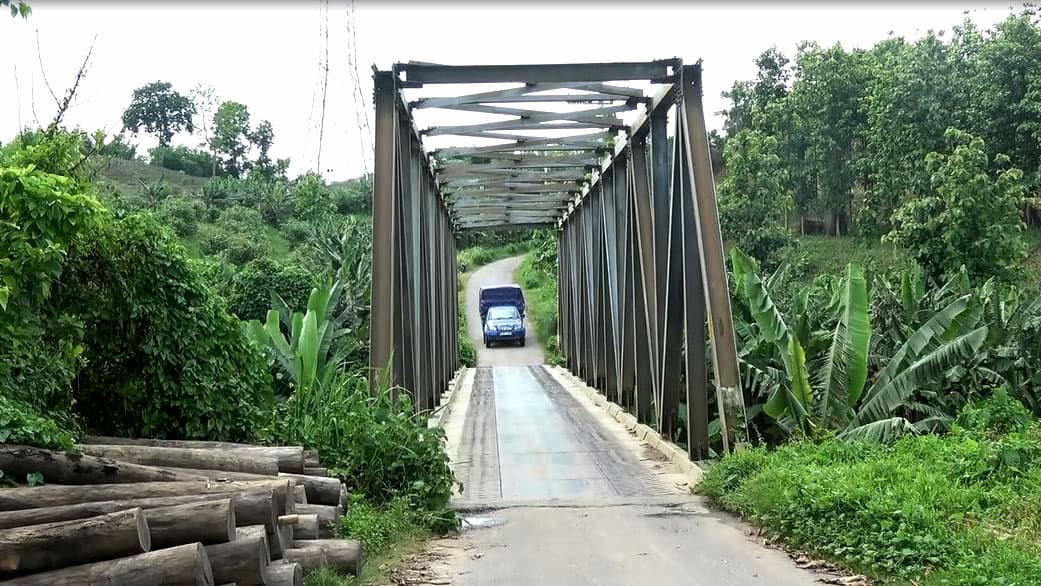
[425,257,825,585]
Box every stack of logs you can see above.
[0,436,363,585]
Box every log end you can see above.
[263,561,303,586]
[194,543,216,586]
[134,508,152,553]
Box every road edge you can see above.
[542,365,706,491]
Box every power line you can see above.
[345,0,372,175]
[316,0,331,173]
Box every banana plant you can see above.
[730,249,989,442]
[246,279,354,399]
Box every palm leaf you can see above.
[840,417,918,443]
[854,327,987,425]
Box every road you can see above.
[424,255,822,585]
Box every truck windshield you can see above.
[487,306,520,320]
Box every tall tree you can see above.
[211,101,251,178]
[190,84,220,177]
[121,81,196,147]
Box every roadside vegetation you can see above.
[691,9,1041,584]
[516,231,563,365]
[1,72,454,584]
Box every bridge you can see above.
[365,60,817,583]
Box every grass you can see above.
[515,251,562,365]
[700,391,1041,584]
[98,157,207,197]
[456,241,530,273]
[778,235,910,280]
[304,497,437,586]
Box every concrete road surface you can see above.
[427,255,824,585]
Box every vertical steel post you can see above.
[680,63,746,452]
[369,71,398,391]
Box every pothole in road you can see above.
[460,515,507,531]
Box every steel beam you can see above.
[369,71,398,390]
[400,60,675,84]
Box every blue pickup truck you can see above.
[478,284,525,323]
[479,285,527,348]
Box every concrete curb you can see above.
[542,365,705,490]
[428,366,471,430]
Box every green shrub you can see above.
[156,195,206,237]
[0,165,101,417]
[55,214,273,440]
[291,172,334,220]
[219,205,264,229]
[457,242,529,273]
[281,219,311,245]
[259,373,456,526]
[222,236,268,266]
[0,394,75,450]
[338,496,425,556]
[148,145,214,178]
[701,411,1041,584]
[225,257,315,322]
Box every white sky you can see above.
[0,1,1018,182]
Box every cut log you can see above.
[282,548,327,574]
[0,445,210,485]
[292,513,319,537]
[279,473,342,506]
[145,499,235,548]
[293,484,307,504]
[263,562,303,586]
[163,467,273,481]
[0,491,277,533]
[204,525,269,586]
[0,542,214,586]
[290,539,363,576]
[276,522,294,560]
[293,504,340,539]
[80,436,305,473]
[75,445,279,475]
[303,466,327,476]
[338,486,347,510]
[302,449,319,467]
[0,508,150,577]
[0,480,294,517]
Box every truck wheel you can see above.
[520,337,526,347]
[485,339,492,349]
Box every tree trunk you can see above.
[290,540,362,575]
[203,526,269,586]
[0,508,150,578]
[79,437,305,473]
[293,484,307,504]
[0,480,294,517]
[74,445,279,476]
[0,542,213,586]
[0,491,277,533]
[302,450,320,468]
[800,215,805,236]
[282,548,327,574]
[0,445,210,484]
[302,467,327,477]
[293,504,340,539]
[162,467,273,481]
[278,473,341,506]
[145,499,235,549]
[263,562,303,586]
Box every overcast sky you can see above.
[0,1,1019,181]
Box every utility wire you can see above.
[316,0,331,173]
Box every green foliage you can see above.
[731,250,993,441]
[148,145,214,178]
[155,195,206,237]
[0,165,100,416]
[887,129,1026,282]
[701,407,1041,584]
[56,214,273,440]
[330,175,372,215]
[718,130,793,267]
[224,257,315,322]
[516,232,563,365]
[259,372,457,525]
[3,0,31,19]
[456,242,529,274]
[0,394,74,450]
[291,172,335,220]
[338,496,427,556]
[122,81,196,147]
[210,101,283,179]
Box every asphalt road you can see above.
[428,255,823,585]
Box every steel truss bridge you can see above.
[367,59,747,458]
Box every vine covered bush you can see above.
[56,214,273,440]
[224,257,315,322]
